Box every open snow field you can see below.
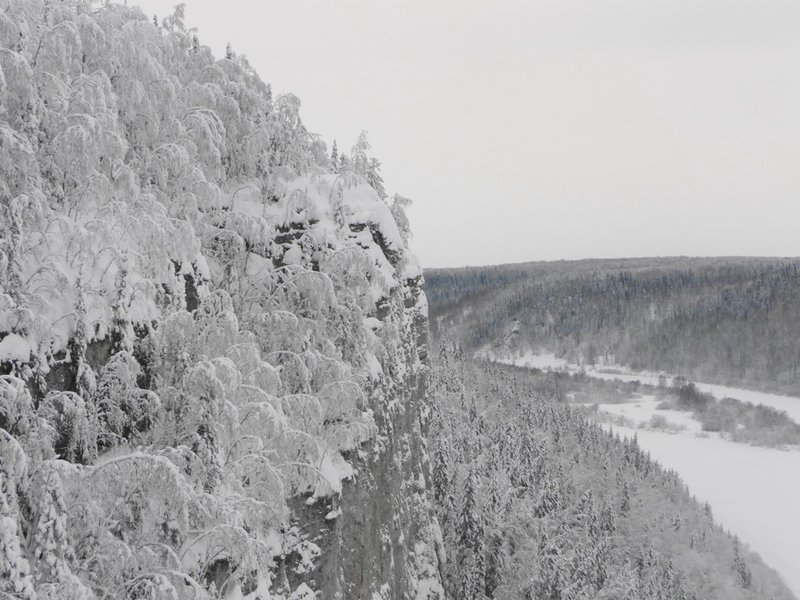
[597,394,703,433]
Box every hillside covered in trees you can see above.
[428,347,795,600]
[427,257,800,394]
[0,2,440,599]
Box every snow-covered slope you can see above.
[0,2,441,598]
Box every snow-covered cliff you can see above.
[0,2,442,598]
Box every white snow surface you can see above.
[598,395,703,433]
[0,333,30,362]
[491,350,570,371]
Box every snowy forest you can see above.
[427,258,800,394]
[0,1,796,600]
[427,346,794,599]
[0,1,437,598]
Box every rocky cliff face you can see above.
[262,178,444,599]
[0,2,442,598]
[326,278,441,600]
[282,273,442,600]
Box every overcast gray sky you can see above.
[135,0,800,267]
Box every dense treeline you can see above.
[426,258,800,393]
[429,346,795,599]
[655,381,800,447]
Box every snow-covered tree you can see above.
[0,466,34,599]
[0,1,431,597]
[330,139,339,172]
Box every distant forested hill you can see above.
[426,257,800,393]
[428,346,796,600]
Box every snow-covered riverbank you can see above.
[597,394,703,432]
[494,350,800,423]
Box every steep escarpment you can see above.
[0,2,441,598]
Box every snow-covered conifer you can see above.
[0,467,34,599]
[330,140,339,171]
[29,466,90,599]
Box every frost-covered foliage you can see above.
[0,1,433,598]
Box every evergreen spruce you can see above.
[0,468,35,600]
[330,140,339,171]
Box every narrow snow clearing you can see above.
[499,351,571,371]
